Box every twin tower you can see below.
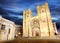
[23,3,55,37]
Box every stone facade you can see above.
[0,16,16,41]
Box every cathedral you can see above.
[23,3,58,37]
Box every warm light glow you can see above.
[18,32,21,35]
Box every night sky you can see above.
[0,0,60,29]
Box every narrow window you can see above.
[8,29,11,34]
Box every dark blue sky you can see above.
[0,0,60,28]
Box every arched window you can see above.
[41,8,45,13]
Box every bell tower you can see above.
[45,3,55,36]
[37,3,55,37]
[37,4,49,37]
[23,9,32,37]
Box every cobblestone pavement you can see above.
[0,36,60,43]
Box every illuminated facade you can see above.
[23,3,58,37]
[0,16,16,41]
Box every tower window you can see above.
[42,10,44,12]
[26,15,29,17]
[41,9,45,13]
[27,15,28,17]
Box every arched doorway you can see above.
[32,27,40,37]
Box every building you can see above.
[53,22,58,35]
[23,3,58,37]
[15,25,22,37]
[0,16,16,41]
